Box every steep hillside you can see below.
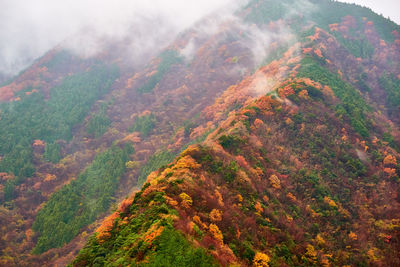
[1,0,400,266]
[73,2,400,266]
[73,29,400,266]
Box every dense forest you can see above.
[0,0,400,266]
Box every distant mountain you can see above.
[0,0,399,266]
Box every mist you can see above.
[0,0,245,77]
[1,0,398,80]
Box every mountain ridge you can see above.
[0,0,399,266]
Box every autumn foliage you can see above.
[253,252,270,267]
[96,212,119,243]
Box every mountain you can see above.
[0,0,400,266]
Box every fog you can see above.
[0,0,245,76]
[0,0,398,78]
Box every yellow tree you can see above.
[253,252,270,267]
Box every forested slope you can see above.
[0,0,399,266]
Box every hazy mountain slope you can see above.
[73,2,400,266]
[0,0,400,266]
[74,45,400,266]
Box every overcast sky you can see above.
[0,0,242,76]
[341,0,400,23]
[0,0,399,77]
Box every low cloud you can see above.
[0,0,244,76]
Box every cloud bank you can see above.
[0,0,398,78]
[0,0,244,76]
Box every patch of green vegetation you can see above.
[297,57,371,137]
[183,119,196,137]
[129,113,157,137]
[309,0,400,42]
[43,142,61,163]
[218,134,244,151]
[246,0,400,43]
[137,150,176,186]
[244,0,288,24]
[136,126,213,187]
[144,227,217,266]
[32,144,133,254]
[73,185,216,266]
[379,73,400,110]
[86,105,111,138]
[0,65,119,202]
[333,32,374,59]
[137,50,183,93]
[43,50,75,70]
[193,148,238,183]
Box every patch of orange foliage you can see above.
[255,201,263,214]
[269,174,281,189]
[298,89,309,99]
[173,155,201,170]
[302,47,313,54]
[126,73,140,88]
[122,132,141,143]
[0,86,14,101]
[179,192,193,208]
[384,168,397,177]
[348,231,358,241]
[190,125,207,140]
[285,118,293,125]
[209,209,223,222]
[329,23,339,32]
[308,28,320,41]
[193,215,208,229]
[165,196,178,207]
[287,192,297,202]
[314,48,323,58]
[33,139,45,147]
[0,172,14,181]
[25,229,34,242]
[253,252,270,267]
[278,85,295,98]
[96,212,119,243]
[384,155,397,166]
[209,224,223,244]
[236,227,241,239]
[118,197,134,213]
[235,155,249,169]
[215,189,224,207]
[44,174,56,182]
[253,118,264,128]
[322,85,335,98]
[323,196,337,208]
[144,226,164,245]
[0,67,47,102]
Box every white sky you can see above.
[340,0,400,24]
[0,0,399,77]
